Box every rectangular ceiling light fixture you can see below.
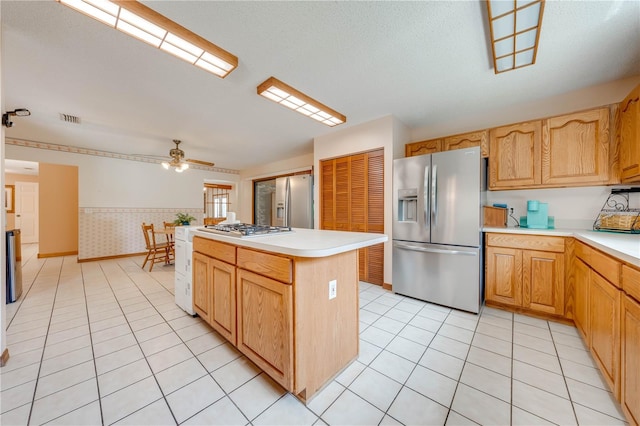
[486,0,545,73]
[257,77,346,127]
[57,0,238,78]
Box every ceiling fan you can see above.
[157,139,215,172]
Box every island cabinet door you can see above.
[590,271,621,397]
[236,269,293,390]
[621,294,640,426]
[210,259,236,345]
[192,252,211,323]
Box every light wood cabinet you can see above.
[405,139,441,157]
[590,271,621,397]
[620,84,640,183]
[485,246,522,307]
[485,233,565,316]
[320,148,384,285]
[489,121,542,189]
[488,107,613,190]
[405,130,489,158]
[193,251,212,323]
[443,130,489,157]
[621,294,640,426]
[192,246,237,343]
[522,250,565,315]
[237,268,293,389]
[209,258,236,343]
[574,258,591,341]
[192,236,360,402]
[542,108,610,186]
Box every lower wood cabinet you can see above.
[589,271,621,397]
[622,294,640,425]
[485,233,565,316]
[237,269,293,389]
[193,252,212,324]
[574,258,591,340]
[192,236,359,402]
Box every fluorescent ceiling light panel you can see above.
[486,0,544,74]
[257,77,346,127]
[57,0,238,78]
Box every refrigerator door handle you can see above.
[431,164,437,225]
[393,241,477,256]
[285,177,291,227]
[423,165,430,230]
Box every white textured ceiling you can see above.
[2,1,639,171]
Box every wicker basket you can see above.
[598,212,640,231]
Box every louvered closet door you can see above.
[365,149,384,285]
[320,149,384,286]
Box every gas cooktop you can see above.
[199,223,294,238]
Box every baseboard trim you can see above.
[382,282,393,291]
[78,252,146,263]
[1,348,10,367]
[38,250,78,259]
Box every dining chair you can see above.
[163,221,176,258]
[141,222,171,271]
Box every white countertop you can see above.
[484,227,640,268]
[191,227,388,258]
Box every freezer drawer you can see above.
[392,241,482,313]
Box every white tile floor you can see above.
[0,244,630,425]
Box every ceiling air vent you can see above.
[59,113,81,124]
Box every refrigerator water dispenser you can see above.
[398,189,418,222]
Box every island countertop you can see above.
[191,227,388,258]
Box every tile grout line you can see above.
[25,257,69,425]
[98,260,181,425]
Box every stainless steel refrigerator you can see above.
[273,175,313,228]
[392,147,485,313]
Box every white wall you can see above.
[486,186,640,229]
[314,115,410,286]
[5,143,239,208]
[5,142,241,259]
[1,11,7,361]
[410,75,640,142]
[237,153,313,223]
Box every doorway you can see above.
[14,182,39,243]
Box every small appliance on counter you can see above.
[520,200,555,229]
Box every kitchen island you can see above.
[190,228,388,402]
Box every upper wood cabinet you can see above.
[406,130,489,158]
[406,139,441,157]
[620,84,640,183]
[443,130,489,157]
[489,121,542,189]
[542,108,610,186]
[489,107,612,190]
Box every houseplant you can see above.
[174,212,196,225]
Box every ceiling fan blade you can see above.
[186,158,215,167]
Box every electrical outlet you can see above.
[329,280,337,300]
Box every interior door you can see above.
[15,181,39,243]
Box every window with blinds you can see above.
[204,184,232,219]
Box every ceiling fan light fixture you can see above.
[257,77,346,127]
[486,0,544,74]
[57,0,238,78]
